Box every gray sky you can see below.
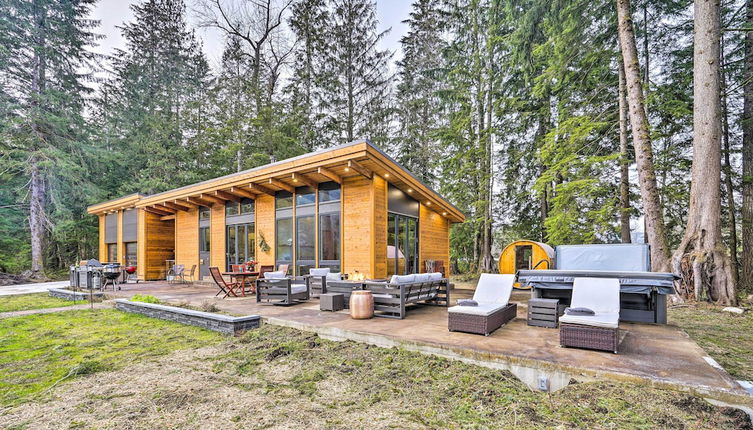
[89,0,412,72]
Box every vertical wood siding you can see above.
[342,175,374,277]
[255,194,275,266]
[373,176,388,278]
[144,210,175,280]
[419,204,449,273]
[211,204,225,270]
[175,208,199,273]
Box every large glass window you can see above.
[107,243,118,263]
[296,187,316,206]
[276,218,293,264]
[319,182,341,202]
[125,242,137,266]
[199,227,210,252]
[199,206,211,221]
[276,191,293,209]
[387,213,418,276]
[226,198,254,216]
[319,213,340,271]
[296,215,315,275]
[226,223,255,269]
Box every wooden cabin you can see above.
[87,140,465,281]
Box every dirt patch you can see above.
[0,272,34,286]
[0,325,749,429]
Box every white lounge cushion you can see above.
[263,271,285,279]
[428,272,443,281]
[561,277,621,328]
[414,273,431,282]
[571,277,620,315]
[309,268,330,276]
[372,293,393,299]
[448,303,507,317]
[560,312,619,329]
[326,272,342,281]
[472,273,515,305]
[290,285,308,294]
[390,274,415,284]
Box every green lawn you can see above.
[669,303,753,381]
[1,320,747,429]
[0,293,79,313]
[0,309,222,406]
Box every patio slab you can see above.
[106,281,752,405]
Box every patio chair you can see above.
[559,277,620,353]
[306,268,345,297]
[258,265,275,278]
[231,264,244,272]
[167,264,185,284]
[184,264,197,283]
[256,270,309,305]
[447,273,517,336]
[210,266,241,298]
[277,263,290,276]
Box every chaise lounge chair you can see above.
[447,273,517,336]
[559,277,620,353]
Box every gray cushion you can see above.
[565,307,595,316]
[457,299,478,307]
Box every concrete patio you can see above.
[103,280,752,406]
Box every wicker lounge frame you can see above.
[256,277,309,305]
[559,323,619,353]
[365,279,450,319]
[448,303,517,336]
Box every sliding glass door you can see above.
[387,213,418,277]
[226,223,254,269]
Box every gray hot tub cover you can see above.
[516,269,677,295]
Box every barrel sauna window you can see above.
[515,245,533,271]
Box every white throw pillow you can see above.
[390,274,415,284]
[309,268,330,276]
[414,273,431,282]
[326,272,342,281]
[428,272,443,281]
[263,271,285,279]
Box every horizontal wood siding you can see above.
[144,210,175,280]
[419,204,449,273]
[342,175,374,277]
[373,176,388,279]
[255,194,275,266]
[175,208,198,275]
[211,204,225,270]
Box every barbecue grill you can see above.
[69,259,103,290]
[124,265,139,284]
[102,263,122,291]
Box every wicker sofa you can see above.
[559,277,620,353]
[364,273,450,319]
[256,271,310,305]
[447,273,517,336]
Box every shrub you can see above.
[130,294,161,304]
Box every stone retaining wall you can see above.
[114,299,260,335]
[48,288,104,301]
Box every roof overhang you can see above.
[88,141,465,223]
[87,193,144,215]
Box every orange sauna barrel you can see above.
[498,240,554,281]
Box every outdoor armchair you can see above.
[256,270,310,305]
[559,277,620,353]
[447,273,517,336]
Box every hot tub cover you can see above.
[517,269,677,295]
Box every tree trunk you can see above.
[616,0,671,270]
[720,33,739,286]
[29,0,46,278]
[742,0,753,293]
[618,48,632,243]
[671,0,736,305]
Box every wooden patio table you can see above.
[222,271,259,296]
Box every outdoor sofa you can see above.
[256,270,310,305]
[559,277,620,353]
[364,272,450,319]
[447,273,517,336]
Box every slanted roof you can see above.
[86,193,145,215]
[86,140,465,223]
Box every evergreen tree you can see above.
[0,0,99,276]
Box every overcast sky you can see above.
[89,0,412,72]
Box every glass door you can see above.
[387,213,418,276]
[226,223,255,270]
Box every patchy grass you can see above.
[1,324,748,429]
[669,303,753,381]
[0,309,222,406]
[0,293,79,313]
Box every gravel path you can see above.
[0,281,69,297]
